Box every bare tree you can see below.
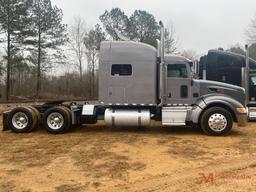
[84,24,105,98]
[165,22,178,54]
[246,13,256,43]
[227,43,246,55]
[69,17,87,81]
[0,51,4,79]
[181,49,198,60]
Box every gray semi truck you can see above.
[2,22,247,136]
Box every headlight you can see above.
[236,107,247,114]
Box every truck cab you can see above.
[165,55,195,104]
[98,38,247,135]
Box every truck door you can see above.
[166,63,192,104]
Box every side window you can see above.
[111,64,132,76]
[181,85,188,98]
[250,75,256,86]
[167,64,188,78]
[250,59,256,68]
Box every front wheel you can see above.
[200,107,233,136]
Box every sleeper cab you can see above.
[99,41,157,105]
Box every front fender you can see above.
[202,93,245,111]
[187,94,246,124]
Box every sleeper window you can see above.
[111,64,132,76]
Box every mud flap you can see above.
[2,111,10,131]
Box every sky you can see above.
[47,0,255,55]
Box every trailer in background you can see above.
[198,49,256,120]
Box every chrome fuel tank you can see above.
[104,109,150,127]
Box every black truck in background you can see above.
[198,49,256,120]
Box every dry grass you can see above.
[55,184,87,192]
[0,113,256,192]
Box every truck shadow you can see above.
[69,123,244,137]
[1,123,244,137]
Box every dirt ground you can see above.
[0,110,256,192]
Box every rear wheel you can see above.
[7,107,37,133]
[43,106,71,134]
[200,107,233,136]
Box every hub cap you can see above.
[208,113,227,132]
[47,112,64,130]
[12,112,29,130]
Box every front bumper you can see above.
[237,113,247,127]
[248,107,256,121]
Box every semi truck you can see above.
[198,49,256,120]
[2,22,248,136]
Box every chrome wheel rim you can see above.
[47,112,64,130]
[208,113,227,132]
[12,112,29,130]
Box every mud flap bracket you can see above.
[2,111,10,131]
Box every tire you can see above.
[200,107,233,136]
[43,106,71,134]
[28,106,41,120]
[27,106,40,132]
[59,106,72,128]
[7,107,37,133]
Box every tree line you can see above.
[0,0,68,100]
[0,3,178,101]
[0,2,256,101]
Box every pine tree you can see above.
[129,10,160,47]
[99,8,129,41]
[0,0,32,100]
[24,0,68,98]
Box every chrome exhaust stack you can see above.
[245,44,250,104]
[156,39,161,58]
[159,21,167,106]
